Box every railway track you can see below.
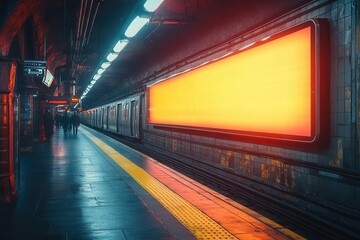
[101,130,359,240]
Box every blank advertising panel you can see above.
[148,20,326,143]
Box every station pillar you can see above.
[0,60,17,202]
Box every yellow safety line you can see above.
[257,216,306,240]
[81,128,236,240]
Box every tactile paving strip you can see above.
[82,128,236,240]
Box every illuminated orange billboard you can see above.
[148,20,327,142]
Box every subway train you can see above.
[81,93,143,140]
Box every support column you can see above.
[19,90,34,151]
[0,60,17,202]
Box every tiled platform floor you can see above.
[0,126,191,240]
[1,125,303,240]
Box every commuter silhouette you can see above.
[71,112,80,135]
[62,112,69,134]
[55,113,61,128]
[44,109,54,141]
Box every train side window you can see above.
[106,106,110,130]
[123,103,129,121]
[117,103,122,133]
[101,107,105,128]
[110,106,115,119]
[130,100,137,137]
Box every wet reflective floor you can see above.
[1,125,305,240]
[0,126,187,240]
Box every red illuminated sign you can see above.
[48,100,68,105]
[148,20,328,143]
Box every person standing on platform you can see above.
[55,113,61,128]
[71,111,80,135]
[62,111,69,134]
[44,109,54,141]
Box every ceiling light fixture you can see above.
[125,16,150,38]
[144,0,164,12]
[113,39,129,53]
[97,68,105,75]
[106,52,119,62]
[93,74,101,80]
[101,62,111,69]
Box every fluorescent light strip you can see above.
[125,16,150,38]
[144,0,164,12]
[113,39,129,53]
[97,68,105,75]
[101,62,111,69]
[81,15,146,98]
[106,52,119,62]
[93,74,101,80]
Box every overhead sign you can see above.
[24,60,46,77]
[71,97,80,103]
[42,69,54,87]
[48,100,68,105]
[47,97,68,105]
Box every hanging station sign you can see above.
[42,69,54,87]
[24,60,46,77]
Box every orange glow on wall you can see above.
[148,22,321,142]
